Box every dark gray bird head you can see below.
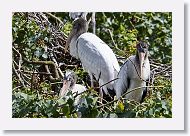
[72,17,88,33]
[69,12,88,20]
[65,17,88,53]
[59,70,77,97]
[136,41,149,78]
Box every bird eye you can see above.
[142,43,148,49]
[142,45,146,48]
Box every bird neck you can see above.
[66,29,86,48]
[70,80,76,90]
[135,51,141,64]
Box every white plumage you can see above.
[114,42,150,102]
[65,17,120,96]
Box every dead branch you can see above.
[21,70,53,75]
[44,12,64,25]
[23,59,60,81]
[44,65,59,82]
[12,47,22,71]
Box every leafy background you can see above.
[12,12,172,118]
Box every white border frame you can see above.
[0,0,184,130]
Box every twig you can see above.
[49,51,64,78]
[23,59,61,83]
[12,46,22,72]
[98,78,119,89]
[108,29,117,48]
[12,63,25,87]
[21,70,53,75]
[156,65,172,75]
[59,62,77,68]
[13,86,22,91]
[44,65,59,82]
[20,72,31,86]
[51,81,62,85]
[44,12,64,25]
[13,60,19,68]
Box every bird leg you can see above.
[99,88,103,104]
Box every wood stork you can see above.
[65,17,120,99]
[59,70,86,105]
[114,41,150,102]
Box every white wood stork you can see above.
[65,17,120,99]
[114,41,150,102]
[59,70,86,105]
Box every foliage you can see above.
[13,13,49,61]
[12,12,172,118]
[95,12,172,63]
[13,76,172,118]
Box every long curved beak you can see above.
[59,80,71,97]
[139,52,145,79]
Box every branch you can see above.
[44,65,59,82]
[108,29,117,48]
[49,51,64,78]
[21,70,53,75]
[12,63,25,87]
[12,46,23,72]
[23,59,60,81]
[99,78,119,89]
[44,12,64,25]
[155,65,172,75]
[97,85,164,109]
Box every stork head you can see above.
[136,41,149,78]
[72,17,88,33]
[59,70,77,97]
[69,12,88,20]
[65,17,88,53]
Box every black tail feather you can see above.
[140,88,147,103]
[140,81,149,103]
[102,88,116,102]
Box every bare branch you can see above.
[23,59,60,81]
[49,51,64,78]
[12,46,22,71]
[44,12,64,25]
[12,63,25,87]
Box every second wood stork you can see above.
[65,17,120,99]
[114,41,150,102]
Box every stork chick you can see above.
[59,70,86,105]
[114,41,150,102]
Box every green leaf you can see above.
[148,28,153,35]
